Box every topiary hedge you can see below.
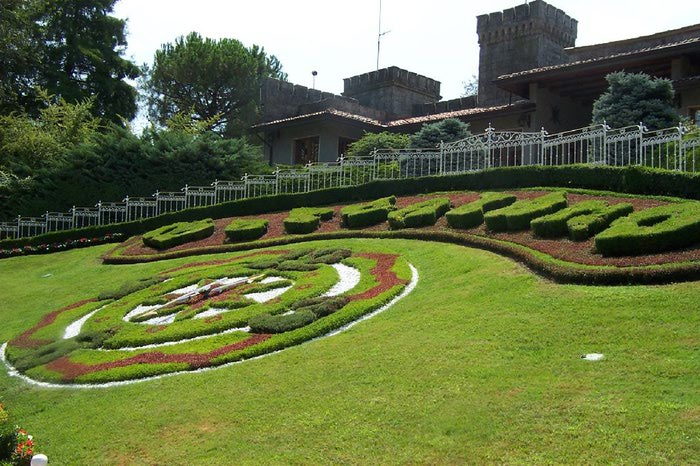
[595,203,700,256]
[6,164,700,251]
[142,218,215,250]
[446,192,516,229]
[341,195,397,228]
[283,207,335,234]
[484,192,568,232]
[530,200,608,238]
[224,218,269,242]
[388,197,451,229]
[567,203,634,241]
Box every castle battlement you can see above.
[477,0,577,47]
[343,66,441,100]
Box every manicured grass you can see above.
[0,240,698,464]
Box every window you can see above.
[294,137,319,165]
[694,109,700,127]
[338,137,357,157]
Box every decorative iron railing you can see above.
[1,121,699,240]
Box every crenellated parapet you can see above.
[343,66,441,100]
[476,0,578,107]
[476,0,577,48]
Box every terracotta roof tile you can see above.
[253,102,533,130]
[252,108,383,128]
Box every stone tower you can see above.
[476,0,577,106]
[342,66,441,119]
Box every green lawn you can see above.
[0,240,698,464]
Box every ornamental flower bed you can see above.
[3,247,414,385]
[0,233,124,259]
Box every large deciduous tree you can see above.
[592,72,680,130]
[143,32,287,137]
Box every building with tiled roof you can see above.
[252,1,700,166]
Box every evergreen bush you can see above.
[142,218,215,250]
[446,192,516,229]
[224,218,268,242]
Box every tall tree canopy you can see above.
[143,32,287,136]
[0,0,139,122]
[592,72,680,130]
[0,0,41,114]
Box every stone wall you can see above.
[476,0,577,107]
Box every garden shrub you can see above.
[388,197,451,229]
[567,203,634,241]
[224,218,268,242]
[530,200,608,238]
[595,202,700,256]
[283,207,334,234]
[341,196,396,228]
[484,192,568,231]
[0,403,13,463]
[142,218,215,250]
[7,164,700,252]
[97,276,164,300]
[445,192,516,229]
[248,309,317,333]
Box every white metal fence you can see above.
[2,121,699,240]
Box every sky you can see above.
[113,0,700,102]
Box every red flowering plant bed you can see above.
[0,233,124,259]
[4,246,412,385]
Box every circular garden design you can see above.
[2,247,414,386]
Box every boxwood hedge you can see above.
[341,196,397,228]
[388,197,451,229]
[567,203,634,241]
[530,200,608,238]
[142,218,215,250]
[446,192,516,229]
[595,203,700,256]
[224,218,269,242]
[283,207,335,234]
[484,192,567,232]
[6,164,700,250]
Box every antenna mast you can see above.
[376,0,390,70]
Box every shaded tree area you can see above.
[142,32,288,137]
[0,122,268,219]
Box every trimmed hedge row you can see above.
[224,218,268,242]
[530,200,608,238]
[388,197,451,229]
[567,203,634,241]
[6,164,700,250]
[106,228,700,285]
[142,218,215,250]
[283,207,335,234]
[341,196,397,228]
[595,203,700,256]
[485,192,567,231]
[446,192,517,229]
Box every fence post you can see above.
[486,124,494,169]
[677,123,687,171]
[637,122,646,166]
[16,215,21,238]
[439,141,444,175]
[539,127,547,165]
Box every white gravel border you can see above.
[0,264,418,389]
